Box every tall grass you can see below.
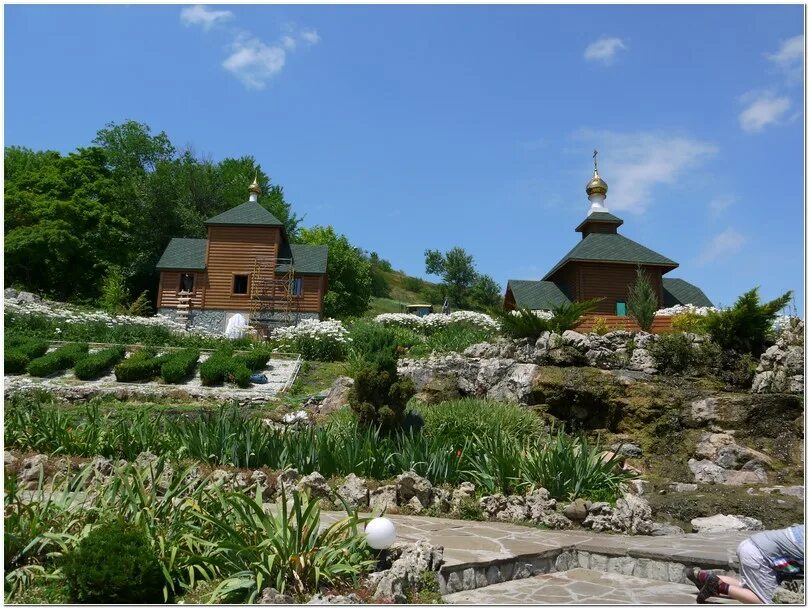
[5,397,634,501]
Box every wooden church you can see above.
[505,154,712,319]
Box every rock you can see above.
[562,498,589,522]
[694,432,736,461]
[670,482,698,493]
[628,348,657,374]
[691,514,764,534]
[396,471,432,506]
[486,363,541,404]
[231,472,249,490]
[370,485,398,514]
[406,496,424,514]
[278,468,300,491]
[753,320,804,394]
[430,487,451,512]
[451,482,475,508]
[4,287,19,300]
[611,442,643,457]
[4,450,18,469]
[258,588,294,604]
[297,471,332,499]
[18,454,48,483]
[687,458,766,485]
[319,377,354,416]
[209,469,232,488]
[307,593,363,604]
[541,512,573,530]
[479,494,508,519]
[627,480,651,496]
[524,488,556,522]
[689,398,719,425]
[373,540,444,603]
[583,494,654,535]
[249,470,274,500]
[562,330,590,351]
[649,523,685,536]
[16,291,41,303]
[337,473,368,509]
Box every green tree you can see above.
[298,226,372,319]
[424,247,478,309]
[469,274,502,310]
[704,287,793,356]
[626,267,658,331]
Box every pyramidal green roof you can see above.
[507,280,571,310]
[663,278,714,307]
[276,243,329,274]
[543,233,678,280]
[205,201,283,227]
[156,238,207,270]
[575,211,624,232]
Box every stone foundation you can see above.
[157,308,318,334]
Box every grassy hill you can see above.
[365,269,442,317]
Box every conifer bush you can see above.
[626,268,657,332]
[4,339,49,374]
[74,346,126,380]
[62,520,165,604]
[159,348,200,384]
[27,343,88,377]
[348,354,415,431]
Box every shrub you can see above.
[199,349,251,388]
[234,346,274,371]
[27,343,88,377]
[591,317,609,336]
[651,333,698,374]
[348,355,416,431]
[5,339,49,374]
[74,346,126,380]
[62,519,164,603]
[408,323,495,358]
[113,348,160,382]
[160,348,200,384]
[550,299,602,332]
[704,288,793,357]
[626,268,657,332]
[671,311,709,334]
[274,319,350,362]
[403,276,424,293]
[348,320,424,363]
[718,350,758,389]
[495,308,552,339]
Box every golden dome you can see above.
[586,170,608,197]
[248,172,261,195]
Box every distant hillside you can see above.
[366,269,442,317]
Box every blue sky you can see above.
[5,4,805,312]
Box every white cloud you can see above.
[300,29,320,46]
[708,194,735,218]
[180,5,233,31]
[223,35,286,90]
[738,91,792,133]
[766,34,804,82]
[697,228,746,265]
[584,37,627,65]
[281,35,297,51]
[574,130,718,213]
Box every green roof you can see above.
[507,280,571,310]
[575,211,624,232]
[205,201,283,227]
[156,238,207,270]
[543,233,678,280]
[663,278,714,308]
[276,243,329,274]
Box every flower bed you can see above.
[273,319,351,362]
[374,311,500,333]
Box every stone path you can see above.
[443,568,740,604]
[315,510,748,600]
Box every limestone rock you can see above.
[562,330,590,351]
[541,512,574,530]
[396,471,432,506]
[308,593,363,604]
[611,442,643,457]
[691,514,764,534]
[627,480,651,496]
[297,471,332,499]
[479,494,508,519]
[628,348,657,374]
[18,454,48,483]
[562,498,589,522]
[370,485,398,514]
[320,376,354,416]
[337,473,369,509]
[649,523,685,536]
[5,450,18,469]
[258,588,294,604]
[373,540,444,603]
[689,398,719,425]
[4,287,19,300]
[583,494,654,535]
[670,482,698,493]
[450,482,475,510]
[278,468,300,491]
[406,495,424,514]
[688,458,768,486]
[430,487,451,512]
[208,469,232,488]
[16,291,41,303]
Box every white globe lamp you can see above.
[365,517,396,550]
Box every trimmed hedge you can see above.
[74,346,126,380]
[113,348,160,382]
[160,348,200,384]
[200,349,251,388]
[234,346,273,371]
[5,339,49,374]
[27,343,89,377]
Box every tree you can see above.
[626,267,658,331]
[298,226,372,319]
[424,247,478,309]
[469,274,502,310]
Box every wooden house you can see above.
[156,179,327,333]
[505,156,712,318]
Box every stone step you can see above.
[443,567,741,604]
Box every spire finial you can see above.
[585,150,608,214]
[248,170,261,201]
[593,149,599,175]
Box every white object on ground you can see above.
[224,313,249,339]
[282,410,309,424]
[365,517,396,549]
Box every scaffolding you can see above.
[249,256,298,336]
